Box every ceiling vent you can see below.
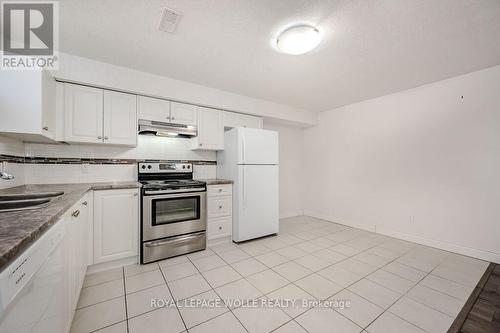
[159,7,181,33]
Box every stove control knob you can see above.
[187,165,191,169]
[147,165,152,169]
[141,165,146,169]
[182,165,186,169]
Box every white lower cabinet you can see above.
[207,184,233,240]
[93,189,139,264]
[0,188,140,333]
[65,194,90,315]
[0,195,90,333]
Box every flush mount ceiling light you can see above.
[276,25,321,55]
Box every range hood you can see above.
[138,119,197,137]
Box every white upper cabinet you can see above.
[138,97,197,126]
[0,70,57,142]
[170,102,197,126]
[64,84,104,144]
[191,107,224,150]
[103,91,137,146]
[64,84,137,146]
[137,95,170,122]
[222,111,263,129]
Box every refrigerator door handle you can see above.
[242,165,246,209]
[242,133,246,164]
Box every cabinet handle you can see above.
[199,143,203,147]
[82,201,87,206]
[218,189,223,192]
[42,126,49,131]
[219,205,222,209]
[133,193,138,197]
[15,272,26,285]
[72,210,80,218]
[104,136,109,140]
[98,136,102,140]
[171,117,175,121]
[218,226,222,230]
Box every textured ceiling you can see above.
[59,0,500,112]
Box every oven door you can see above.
[142,191,207,241]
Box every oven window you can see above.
[152,196,200,225]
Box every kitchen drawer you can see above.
[208,196,232,217]
[207,217,231,239]
[207,184,232,197]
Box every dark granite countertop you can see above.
[0,181,141,272]
[200,179,234,185]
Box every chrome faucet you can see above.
[0,171,14,180]
[0,162,15,180]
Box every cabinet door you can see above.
[64,84,104,143]
[40,70,57,139]
[222,111,263,129]
[170,102,197,126]
[93,189,139,264]
[207,196,232,218]
[207,216,232,240]
[193,107,224,150]
[75,195,89,286]
[0,70,57,143]
[66,210,79,310]
[103,91,137,146]
[137,96,170,122]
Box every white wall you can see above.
[264,123,304,219]
[54,53,317,127]
[304,65,500,262]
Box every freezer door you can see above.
[237,128,279,165]
[234,165,279,242]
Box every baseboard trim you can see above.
[207,236,232,247]
[87,256,138,274]
[303,210,376,233]
[379,228,500,263]
[304,211,500,263]
[280,211,304,219]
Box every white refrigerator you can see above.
[217,127,279,242]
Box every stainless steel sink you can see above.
[0,198,51,212]
[0,191,63,212]
[0,191,64,201]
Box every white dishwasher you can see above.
[0,218,67,333]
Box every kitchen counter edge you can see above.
[0,181,142,272]
[200,179,234,185]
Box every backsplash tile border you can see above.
[0,154,216,165]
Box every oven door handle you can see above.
[144,233,204,247]
[144,187,206,195]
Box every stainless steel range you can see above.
[139,162,207,264]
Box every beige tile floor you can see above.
[70,216,489,333]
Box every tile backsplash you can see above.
[23,164,216,184]
[1,134,217,187]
